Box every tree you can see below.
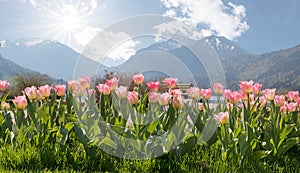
[9,72,52,97]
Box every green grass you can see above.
[1,143,299,172]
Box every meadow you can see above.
[0,75,299,172]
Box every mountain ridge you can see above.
[1,36,300,92]
[0,38,104,80]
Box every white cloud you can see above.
[108,39,139,61]
[160,0,249,40]
[61,26,139,63]
[74,26,101,50]
[22,0,98,14]
[154,20,204,41]
[76,28,139,63]
[90,0,98,9]
[22,38,44,47]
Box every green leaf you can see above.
[128,139,141,152]
[74,124,90,144]
[238,131,250,156]
[278,137,299,156]
[146,118,161,134]
[250,150,269,160]
[165,132,175,152]
[100,137,117,150]
[73,97,82,117]
[174,135,197,156]
[269,138,277,155]
[4,111,13,131]
[222,151,227,161]
[278,125,295,147]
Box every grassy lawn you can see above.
[1,143,299,172]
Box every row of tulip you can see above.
[3,77,299,115]
[0,74,299,161]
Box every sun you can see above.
[59,5,80,32]
[40,1,97,52]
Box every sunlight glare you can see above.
[60,5,80,32]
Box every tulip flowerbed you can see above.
[0,75,299,172]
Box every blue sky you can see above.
[0,0,300,57]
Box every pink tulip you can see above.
[198,103,204,111]
[286,91,299,102]
[187,87,200,100]
[68,80,76,92]
[103,84,111,95]
[39,85,51,98]
[148,92,159,103]
[213,83,224,95]
[239,80,254,94]
[223,90,231,101]
[163,78,177,89]
[96,84,104,94]
[87,89,95,97]
[274,95,285,107]
[133,74,144,85]
[74,83,84,97]
[78,76,90,90]
[262,88,276,101]
[0,80,9,91]
[24,86,37,100]
[200,88,212,100]
[286,102,297,113]
[250,94,255,101]
[172,93,184,109]
[54,85,66,97]
[169,89,182,96]
[127,91,139,105]
[252,83,262,95]
[224,91,241,104]
[280,105,287,113]
[259,96,267,108]
[214,112,229,125]
[37,90,45,101]
[239,90,248,101]
[115,86,127,99]
[106,77,119,91]
[146,81,160,92]
[223,89,231,97]
[158,92,171,106]
[13,96,27,110]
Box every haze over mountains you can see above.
[0,38,102,80]
[0,36,299,91]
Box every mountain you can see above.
[0,54,34,79]
[1,36,300,92]
[0,54,64,84]
[205,35,254,61]
[119,39,210,87]
[121,36,300,91]
[225,44,300,91]
[120,36,252,87]
[0,38,105,80]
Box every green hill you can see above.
[225,44,300,92]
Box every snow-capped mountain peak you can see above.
[0,38,86,80]
[0,39,6,48]
[204,35,252,60]
[12,38,61,48]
